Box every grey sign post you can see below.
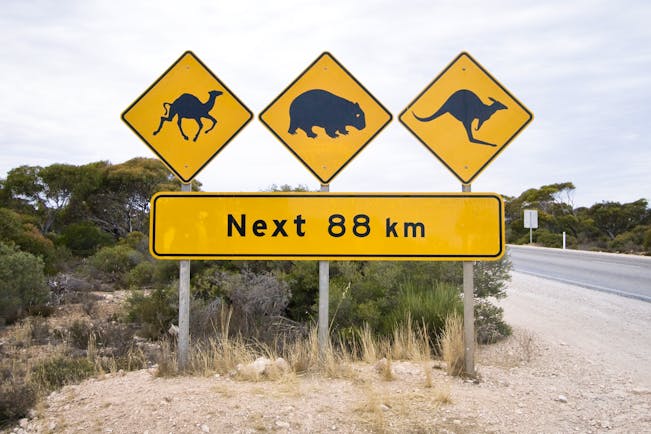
[462,184,475,377]
[524,209,538,244]
[318,184,330,356]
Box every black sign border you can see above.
[150,192,504,260]
[259,52,393,185]
[399,51,533,185]
[121,51,253,183]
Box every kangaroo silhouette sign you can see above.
[400,52,533,184]
[413,89,507,147]
[122,51,252,183]
[260,52,391,184]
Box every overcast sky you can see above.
[1,0,650,207]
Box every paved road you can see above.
[507,245,651,302]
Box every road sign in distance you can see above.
[122,51,252,183]
[400,52,533,184]
[259,52,392,184]
[150,192,504,261]
[523,209,538,229]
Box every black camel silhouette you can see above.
[153,90,223,142]
[413,89,507,147]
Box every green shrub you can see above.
[68,319,93,349]
[58,222,114,256]
[127,261,156,288]
[88,244,144,285]
[610,225,651,253]
[474,300,512,344]
[383,281,463,340]
[126,286,178,339]
[31,357,95,391]
[473,255,512,299]
[0,242,49,325]
[0,378,38,426]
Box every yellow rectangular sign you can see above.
[150,193,504,261]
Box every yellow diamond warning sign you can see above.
[260,52,392,184]
[122,51,252,183]
[399,52,533,184]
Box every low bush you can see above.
[88,244,144,286]
[474,300,512,344]
[58,222,114,256]
[383,281,463,341]
[0,242,49,325]
[0,378,37,426]
[31,356,95,391]
[126,286,178,339]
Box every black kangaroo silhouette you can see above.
[153,90,223,142]
[413,89,507,147]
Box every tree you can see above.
[588,199,649,240]
[83,158,181,237]
[2,163,106,233]
[0,208,57,272]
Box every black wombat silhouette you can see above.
[413,89,507,147]
[288,89,365,139]
[153,90,223,142]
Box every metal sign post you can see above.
[318,184,330,355]
[178,182,192,370]
[462,184,475,377]
[524,209,538,244]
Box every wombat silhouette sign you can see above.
[288,89,366,139]
[122,51,252,183]
[260,52,391,184]
[400,52,532,184]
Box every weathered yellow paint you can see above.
[400,52,533,184]
[122,51,252,182]
[149,192,504,261]
[259,52,392,184]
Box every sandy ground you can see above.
[8,272,651,433]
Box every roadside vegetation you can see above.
[1,159,649,428]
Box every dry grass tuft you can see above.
[423,362,433,388]
[358,323,378,363]
[440,314,465,377]
[434,383,452,404]
[356,386,388,433]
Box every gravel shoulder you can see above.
[9,272,651,433]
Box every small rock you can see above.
[453,419,461,425]
[556,395,568,403]
[19,419,28,428]
[48,422,58,431]
[252,357,270,375]
[631,388,651,395]
[275,421,290,428]
[200,424,210,432]
[380,404,391,411]
[274,357,290,373]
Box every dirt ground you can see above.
[7,272,651,433]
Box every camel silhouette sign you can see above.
[153,90,223,142]
[260,52,391,185]
[122,51,252,183]
[399,52,533,185]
